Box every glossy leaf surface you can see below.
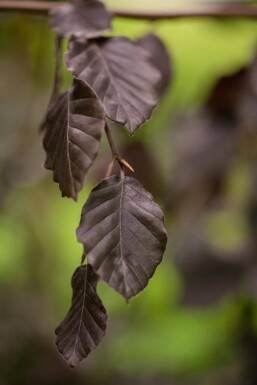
[49,0,112,40]
[77,175,167,299]
[66,37,161,135]
[55,264,107,367]
[43,78,105,200]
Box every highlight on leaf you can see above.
[55,264,107,367]
[43,77,105,200]
[49,0,112,40]
[77,175,167,300]
[66,37,161,135]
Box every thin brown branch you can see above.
[104,124,134,176]
[112,5,257,19]
[105,123,118,159]
[0,1,257,18]
[0,0,60,14]
[105,158,115,178]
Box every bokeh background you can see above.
[1,1,257,384]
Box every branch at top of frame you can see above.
[0,1,257,19]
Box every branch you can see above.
[104,124,134,176]
[0,1,257,18]
[105,123,118,159]
[0,0,60,13]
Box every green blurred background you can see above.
[0,1,257,384]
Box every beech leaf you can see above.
[66,37,161,135]
[49,0,112,40]
[55,264,107,367]
[137,33,172,96]
[43,77,105,200]
[77,175,167,300]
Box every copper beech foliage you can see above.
[43,78,105,200]
[77,175,167,300]
[55,265,107,367]
[41,0,171,367]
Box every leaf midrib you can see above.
[93,41,131,131]
[118,177,131,298]
[67,90,76,199]
[70,266,88,365]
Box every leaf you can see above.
[66,37,161,135]
[137,33,172,96]
[55,264,107,367]
[43,77,105,200]
[76,175,167,300]
[49,0,112,40]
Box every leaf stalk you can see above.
[104,124,134,176]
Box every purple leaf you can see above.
[55,264,107,367]
[77,175,167,300]
[49,0,112,40]
[43,78,105,200]
[66,37,161,135]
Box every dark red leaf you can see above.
[55,264,107,367]
[66,37,161,135]
[49,0,112,40]
[43,78,105,200]
[77,175,167,300]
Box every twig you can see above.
[104,123,134,176]
[112,5,257,19]
[105,123,119,159]
[0,1,257,18]
[105,158,115,179]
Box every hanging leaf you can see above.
[66,37,161,135]
[43,77,105,200]
[137,33,172,96]
[49,0,112,40]
[55,264,107,367]
[77,175,167,300]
